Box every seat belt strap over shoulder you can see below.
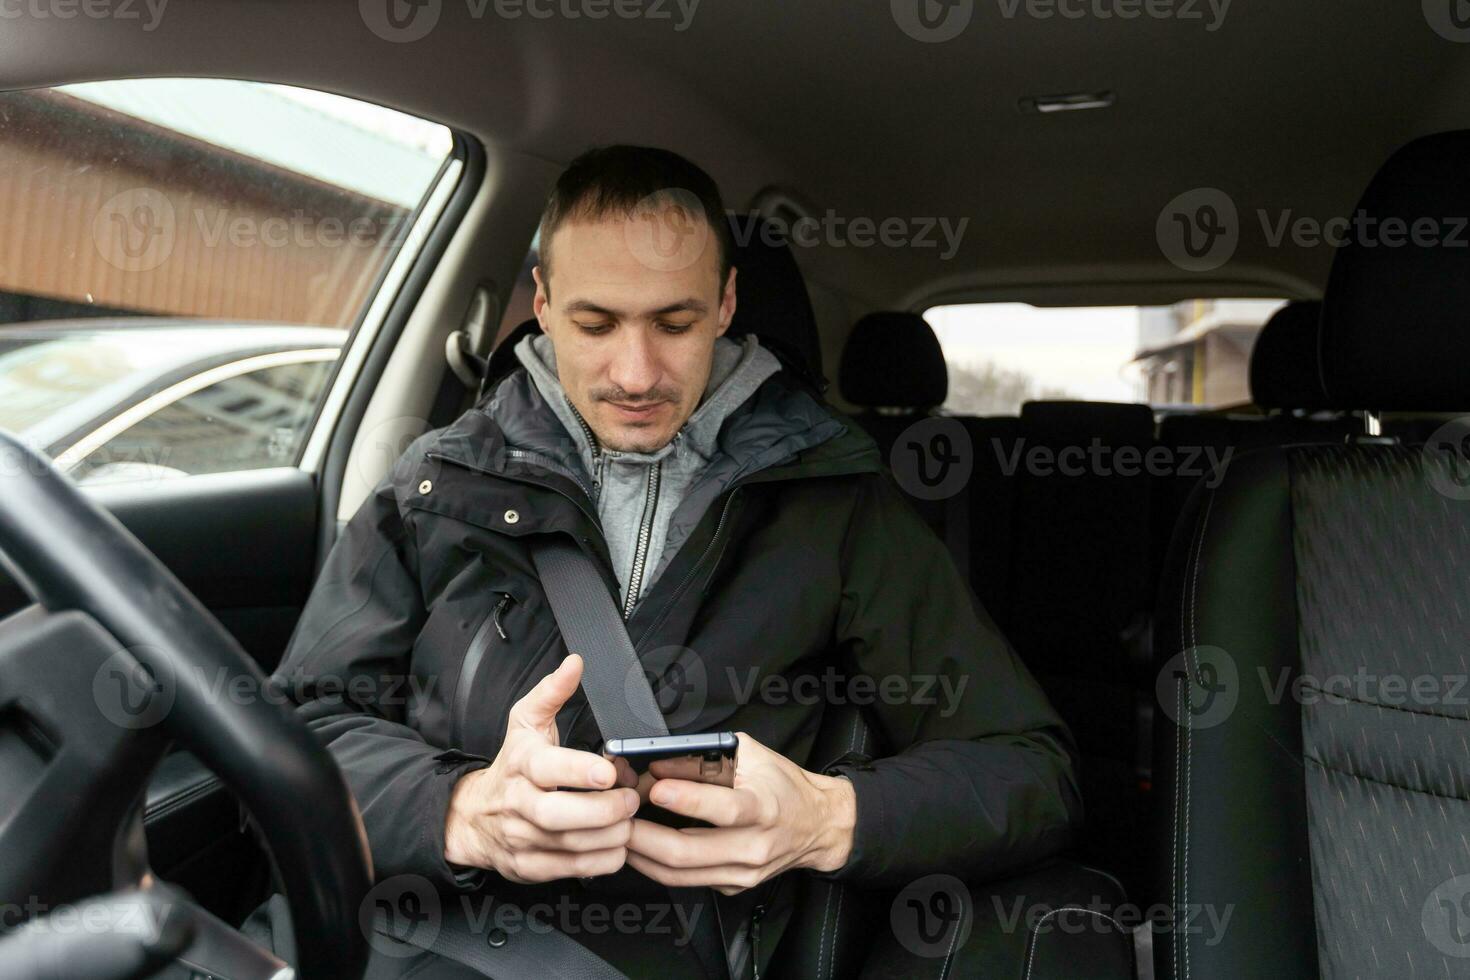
[531,536,670,742]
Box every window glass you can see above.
[0,78,453,481]
[924,299,1288,415]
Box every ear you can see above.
[532,265,551,334]
[715,266,737,337]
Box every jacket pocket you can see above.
[450,591,517,746]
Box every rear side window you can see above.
[0,78,453,483]
[924,299,1287,415]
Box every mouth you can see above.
[604,401,669,424]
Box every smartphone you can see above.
[603,731,738,787]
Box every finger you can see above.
[505,846,629,883]
[508,655,583,730]
[525,744,619,790]
[627,818,757,869]
[503,816,634,853]
[625,851,764,893]
[648,779,760,828]
[518,785,640,832]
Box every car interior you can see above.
[3,3,1470,978]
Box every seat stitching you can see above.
[1183,491,1213,980]
[816,880,836,979]
[1023,908,1126,980]
[1308,754,1470,804]
[827,877,845,979]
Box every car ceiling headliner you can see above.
[3,0,1466,310]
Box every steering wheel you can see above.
[0,430,371,980]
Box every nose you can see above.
[606,327,661,397]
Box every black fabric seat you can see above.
[1154,130,1470,978]
[1007,399,1156,896]
[1151,300,1360,578]
[837,311,1019,613]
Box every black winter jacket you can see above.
[274,364,1081,948]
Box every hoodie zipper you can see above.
[566,401,605,494]
[622,460,662,615]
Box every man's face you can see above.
[533,209,737,453]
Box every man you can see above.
[274,145,1079,978]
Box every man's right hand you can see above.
[444,654,639,882]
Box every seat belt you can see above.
[530,536,669,740]
[532,535,738,980]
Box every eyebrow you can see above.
[562,298,710,318]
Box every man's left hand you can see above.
[625,732,856,895]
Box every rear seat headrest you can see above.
[839,312,948,409]
[1321,129,1470,410]
[1020,400,1155,445]
[725,213,826,393]
[1248,300,1328,411]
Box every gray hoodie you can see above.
[515,331,781,611]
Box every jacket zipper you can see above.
[451,592,515,745]
[426,449,602,532]
[566,401,605,494]
[622,459,662,615]
[636,487,741,650]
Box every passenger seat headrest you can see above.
[839,312,948,409]
[1321,129,1470,410]
[725,213,827,393]
[1248,300,1327,411]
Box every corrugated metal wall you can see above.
[0,91,409,328]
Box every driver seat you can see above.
[1154,130,1470,977]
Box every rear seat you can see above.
[838,312,1018,614]
[1153,300,1360,573]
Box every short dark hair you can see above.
[536,145,732,291]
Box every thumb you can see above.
[509,654,583,731]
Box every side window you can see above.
[66,355,337,485]
[0,78,453,483]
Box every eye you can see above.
[657,320,695,335]
[575,321,614,336]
